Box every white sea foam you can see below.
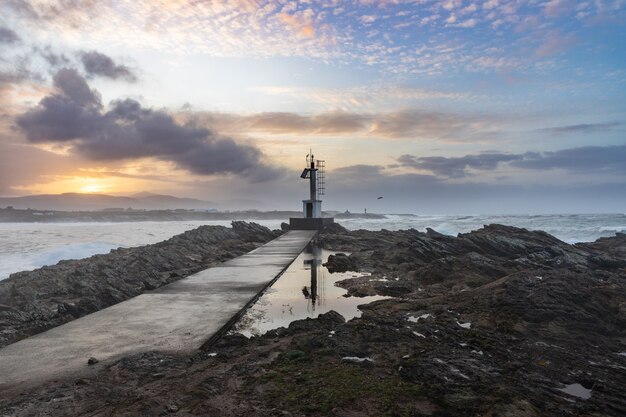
[1,214,624,280]
[0,220,283,280]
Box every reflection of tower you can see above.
[302,244,323,312]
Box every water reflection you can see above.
[232,243,390,337]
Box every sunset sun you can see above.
[79,184,103,194]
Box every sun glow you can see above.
[80,184,103,194]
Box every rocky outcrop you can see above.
[0,222,279,348]
[1,224,625,417]
[323,253,358,273]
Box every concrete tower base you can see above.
[289,217,335,230]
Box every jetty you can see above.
[0,230,316,392]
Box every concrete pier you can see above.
[0,230,317,393]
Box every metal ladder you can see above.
[316,160,325,196]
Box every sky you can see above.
[0,0,625,214]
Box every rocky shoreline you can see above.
[0,221,279,349]
[1,223,625,416]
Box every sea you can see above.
[0,213,625,281]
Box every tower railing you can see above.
[316,159,325,196]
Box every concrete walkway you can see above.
[0,230,316,392]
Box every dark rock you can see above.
[324,253,358,273]
[316,310,346,325]
[87,357,99,365]
[283,350,306,361]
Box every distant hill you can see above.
[0,193,214,211]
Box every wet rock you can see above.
[324,253,358,273]
[316,310,346,325]
[87,357,99,365]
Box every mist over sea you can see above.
[1,214,625,280]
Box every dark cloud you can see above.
[511,145,626,174]
[16,68,102,142]
[332,164,383,177]
[538,122,621,135]
[397,153,522,178]
[0,27,20,44]
[79,51,137,82]
[396,144,626,178]
[15,68,280,180]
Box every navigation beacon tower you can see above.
[289,150,334,230]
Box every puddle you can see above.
[407,313,431,322]
[456,320,472,329]
[232,244,391,337]
[557,383,592,400]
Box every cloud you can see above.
[332,164,384,177]
[4,0,100,24]
[536,31,578,57]
[544,0,569,18]
[253,84,470,110]
[79,51,137,82]
[397,153,522,177]
[15,68,102,142]
[396,144,626,178]
[511,145,626,174]
[537,122,621,135]
[368,109,486,140]
[0,27,20,44]
[247,111,370,135]
[277,11,316,38]
[15,68,281,181]
[359,15,378,24]
[456,18,478,28]
[0,54,44,101]
[4,0,614,79]
[37,46,71,68]
[191,108,500,142]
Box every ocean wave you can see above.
[0,242,123,280]
[32,242,123,267]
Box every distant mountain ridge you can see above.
[0,193,214,211]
